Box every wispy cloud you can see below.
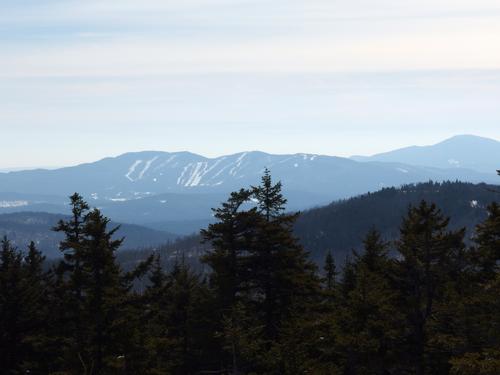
[2,0,500,78]
[1,1,499,167]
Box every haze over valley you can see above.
[1,134,499,252]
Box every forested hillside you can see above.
[1,172,499,374]
[2,136,499,234]
[0,212,177,258]
[296,181,500,263]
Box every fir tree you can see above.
[394,201,466,375]
[337,229,401,374]
[0,238,53,374]
[0,237,25,373]
[201,188,257,311]
[52,192,90,368]
[248,171,320,340]
[471,202,500,281]
[449,202,500,374]
[19,242,54,373]
[323,250,337,291]
[77,208,124,373]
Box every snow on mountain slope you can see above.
[0,149,497,202]
[0,144,498,234]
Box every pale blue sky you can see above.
[1,0,500,168]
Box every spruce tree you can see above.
[0,237,25,373]
[449,202,500,374]
[0,238,53,374]
[323,250,337,291]
[472,201,500,281]
[394,201,465,375]
[336,229,401,375]
[52,192,90,368]
[249,170,320,340]
[201,188,257,311]
[19,242,54,373]
[77,208,124,373]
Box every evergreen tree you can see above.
[0,237,25,374]
[142,255,173,373]
[19,242,54,373]
[471,201,500,281]
[77,208,124,373]
[52,192,90,368]
[0,238,53,374]
[394,201,466,375]
[165,260,215,374]
[339,255,356,300]
[449,201,500,374]
[336,230,401,374]
[248,171,320,341]
[201,188,257,311]
[323,250,337,291]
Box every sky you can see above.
[1,0,500,169]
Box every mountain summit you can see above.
[0,135,498,232]
[351,135,500,173]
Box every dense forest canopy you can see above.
[296,180,500,262]
[0,171,499,374]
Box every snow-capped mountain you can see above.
[0,137,498,233]
[0,148,496,200]
[351,135,500,173]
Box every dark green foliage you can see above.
[1,173,499,374]
[394,202,467,374]
[0,238,53,374]
[295,181,500,263]
[329,230,402,374]
[202,170,321,373]
[323,250,337,291]
[447,202,500,374]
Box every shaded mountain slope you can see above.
[295,181,500,263]
[0,212,177,258]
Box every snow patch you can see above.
[397,167,409,173]
[125,160,143,181]
[470,200,478,208]
[229,152,248,176]
[448,159,460,167]
[0,200,29,208]
[184,162,208,187]
[138,156,159,180]
[154,155,177,170]
[177,164,192,185]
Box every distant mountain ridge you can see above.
[351,134,500,173]
[0,135,498,234]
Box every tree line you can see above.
[0,170,499,374]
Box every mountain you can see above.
[5,182,499,262]
[351,135,500,173]
[0,147,497,234]
[0,212,178,258]
[294,181,500,263]
[110,181,500,270]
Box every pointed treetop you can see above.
[252,168,287,221]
